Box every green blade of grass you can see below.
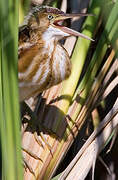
[0,0,23,179]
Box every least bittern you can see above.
[19,6,94,101]
[19,6,94,173]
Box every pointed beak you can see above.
[53,13,94,41]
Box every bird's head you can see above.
[25,6,94,41]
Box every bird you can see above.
[18,5,94,102]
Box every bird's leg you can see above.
[34,93,43,114]
[21,95,43,175]
[21,94,43,133]
[21,93,53,174]
[34,131,53,156]
[21,101,37,124]
[33,94,53,155]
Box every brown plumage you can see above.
[18,6,93,101]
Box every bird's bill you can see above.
[53,13,94,41]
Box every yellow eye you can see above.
[48,15,53,20]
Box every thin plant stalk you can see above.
[53,0,102,132]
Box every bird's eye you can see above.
[48,15,53,20]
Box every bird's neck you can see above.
[41,31,57,57]
[29,26,58,57]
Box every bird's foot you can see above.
[21,96,53,175]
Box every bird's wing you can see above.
[19,25,30,44]
[18,43,40,73]
[18,25,32,57]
